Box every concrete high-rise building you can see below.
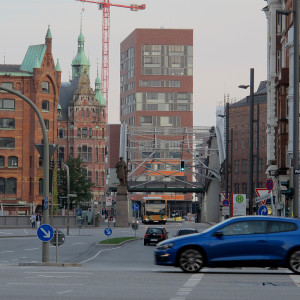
[120,28,194,213]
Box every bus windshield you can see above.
[145,200,165,215]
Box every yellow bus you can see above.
[142,197,167,224]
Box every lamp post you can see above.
[239,68,254,215]
[0,86,50,262]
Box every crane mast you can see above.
[77,0,146,122]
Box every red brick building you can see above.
[225,81,268,213]
[57,28,106,206]
[120,28,194,212]
[0,27,61,215]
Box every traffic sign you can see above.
[222,199,229,207]
[258,205,268,215]
[106,197,112,207]
[104,228,112,236]
[266,179,274,191]
[132,203,139,211]
[37,224,54,242]
[255,193,271,203]
[50,230,65,246]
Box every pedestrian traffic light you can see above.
[280,180,294,198]
[180,160,185,171]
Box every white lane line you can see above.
[80,246,121,264]
[58,290,72,295]
[170,274,204,300]
[0,232,13,235]
[24,248,39,251]
[8,283,84,286]
[290,275,300,287]
[72,243,84,245]
[25,271,93,274]
[0,251,14,254]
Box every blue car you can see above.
[155,216,300,273]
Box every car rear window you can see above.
[268,221,297,233]
[178,229,197,235]
[147,228,162,234]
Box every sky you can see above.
[0,0,267,127]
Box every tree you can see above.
[57,157,94,206]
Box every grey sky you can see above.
[1,0,267,126]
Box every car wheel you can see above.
[288,249,300,274]
[144,241,147,246]
[178,248,204,273]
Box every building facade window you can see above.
[78,145,92,162]
[0,118,15,129]
[42,100,49,111]
[89,128,92,137]
[241,140,244,149]
[242,159,247,173]
[0,156,4,167]
[0,137,15,149]
[87,170,92,183]
[0,99,15,110]
[8,156,18,167]
[77,128,81,137]
[39,178,43,194]
[234,160,240,173]
[0,177,17,194]
[42,82,49,93]
[44,119,49,130]
[86,109,89,117]
[82,127,88,138]
[0,82,13,92]
[59,128,64,138]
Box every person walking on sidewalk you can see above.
[36,213,42,228]
[30,213,36,228]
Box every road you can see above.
[0,223,300,300]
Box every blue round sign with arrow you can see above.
[258,205,268,216]
[37,224,54,242]
[132,203,139,211]
[104,228,112,236]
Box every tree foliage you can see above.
[57,157,94,205]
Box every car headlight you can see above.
[156,242,174,250]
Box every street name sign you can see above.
[37,224,54,242]
[295,169,300,175]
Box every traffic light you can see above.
[180,160,185,171]
[57,160,62,169]
[280,180,294,198]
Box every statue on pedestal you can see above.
[116,157,128,185]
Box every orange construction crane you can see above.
[77,0,146,122]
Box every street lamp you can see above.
[239,68,254,215]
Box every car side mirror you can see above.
[214,231,223,238]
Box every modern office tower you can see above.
[120,28,194,213]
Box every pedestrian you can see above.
[36,213,42,227]
[30,213,36,228]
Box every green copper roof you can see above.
[56,59,62,72]
[78,31,85,42]
[95,78,106,106]
[20,44,46,72]
[72,51,90,66]
[46,25,52,39]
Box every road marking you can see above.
[58,290,72,295]
[170,273,204,300]
[72,243,84,245]
[23,229,28,235]
[0,232,13,235]
[24,248,39,251]
[8,283,84,286]
[25,271,93,274]
[80,246,121,264]
[290,275,300,287]
[0,251,14,254]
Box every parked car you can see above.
[144,227,168,245]
[175,228,198,236]
[155,216,300,273]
